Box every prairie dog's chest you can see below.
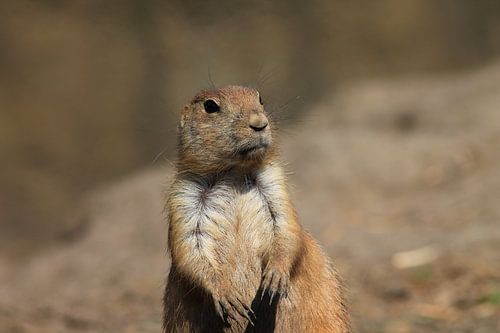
[203,178,274,256]
[174,167,285,251]
[207,178,274,231]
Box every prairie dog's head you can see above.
[177,85,275,174]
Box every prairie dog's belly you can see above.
[233,187,274,257]
[200,181,274,298]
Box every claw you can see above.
[214,300,224,321]
[229,298,254,326]
[261,271,271,299]
[244,310,256,326]
[282,282,290,299]
[269,287,277,305]
[243,303,255,316]
[213,292,254,329]
[261,265,290,304]
[241,301,255,322]
[280,282,289,299]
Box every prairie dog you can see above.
[163,86,350,332]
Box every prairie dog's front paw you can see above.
[261,263,290,303]
[212,290,255,328]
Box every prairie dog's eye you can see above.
[258,94,264,105]
[203,99,220,113]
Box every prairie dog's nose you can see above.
[249,111,268,132]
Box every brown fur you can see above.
[163,86,350,332]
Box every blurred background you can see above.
[1,1,500,332]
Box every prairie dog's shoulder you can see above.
[255,162,288,189]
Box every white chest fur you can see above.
[170,165,287,262]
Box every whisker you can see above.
[207,65,216,89]
[257,67,277,89]
[279,95,302,110]
[153,147,171,164]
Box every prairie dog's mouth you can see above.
[236,136,270,157]
[237,143,268,156]
[235,134,271,160]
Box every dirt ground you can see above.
[1,62,500,332]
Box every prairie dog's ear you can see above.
[180,114,185,129]
[179,105,189,129]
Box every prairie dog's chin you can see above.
[243,146,267,160]
[235,143,268,161]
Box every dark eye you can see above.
[259,95,264,105]
[203,99,220,113]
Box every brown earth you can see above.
[2,62,500,332]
